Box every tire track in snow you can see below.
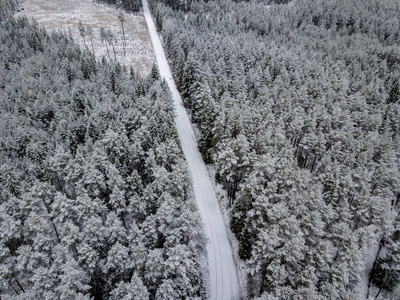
[141,0,240,299]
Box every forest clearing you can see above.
[16,0,155,76]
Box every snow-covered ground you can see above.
[359,241,381,299]
[16,0,155,77]
[209,167,250,299]
[142,0,241,298]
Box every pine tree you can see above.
[78,21,88,50]
[118,12,127,56]
[85,24,96,55]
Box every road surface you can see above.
[142,1,241,299]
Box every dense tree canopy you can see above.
[152,0,400,298]
[0,5,205,299]
[94,0,142,13]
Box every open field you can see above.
[16,0,156,77]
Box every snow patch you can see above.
[207,166,250,299]
[16,0,155,77]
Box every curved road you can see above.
[142,1,241,299]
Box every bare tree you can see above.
[100,27,110,60]
[118,11,127,57]
[106,29,117,60]
[78,21,88,50]
[86,24,95,55]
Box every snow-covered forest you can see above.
[1,0,400,298]
[0,1,206,298]
[95,0,142,13]
[151,0,400,298]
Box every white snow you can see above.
[16,0,155,77]
[212,172,250,299]
[142,0,241,299]
[359,242,380,299]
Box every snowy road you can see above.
[142,1,241,299]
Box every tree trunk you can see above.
[42,199,61,244]
[311,155,317,172]
[374,270,395,300]
[82,35,88,50]
[9,280,19,295]
[121,23,126,56]
[259,259,271,296]
[12,274,25,293]
[111,43,117,60]
[90,37,95,55]
[105,42,110,60]
[366,238,384,299]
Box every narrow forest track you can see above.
[142,0,241,299]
